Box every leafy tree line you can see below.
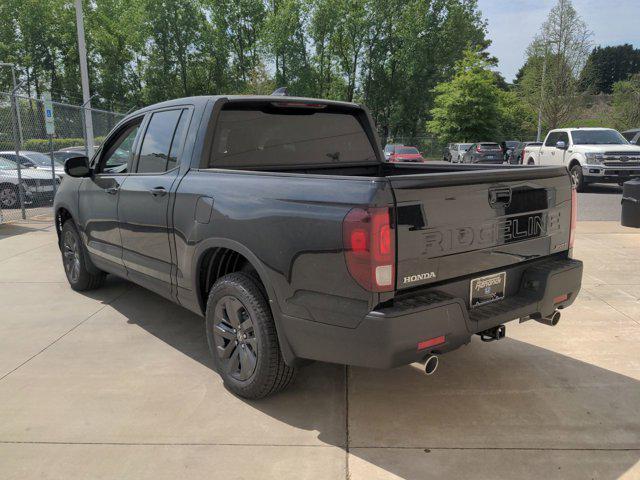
[0,0,489,141]
[427,0,640,145]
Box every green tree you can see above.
[263,0,314,95]
[611,74,640,130]
[89,0,145,109]
[427,49,501,142]
[497,90,536,140]
[580,44,640,94]
[518,0,592,130]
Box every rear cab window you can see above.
[209,103,377,170]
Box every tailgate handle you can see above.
[489,187,512,207]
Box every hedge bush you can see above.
[0,137,105,153]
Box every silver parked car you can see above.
[449,143,472,163]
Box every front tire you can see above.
[571,164,586,192]
[0,184,19,209]
[206,272,295,399]
[60,221,106,291]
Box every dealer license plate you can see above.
[470,272,506,308]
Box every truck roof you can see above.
[548,127,617,133]
[126,95,361,118]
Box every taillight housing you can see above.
[476,145,482,153]
[343,207,395,292]
[569,184,577,253]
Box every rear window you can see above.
[397,147,419,154]
[209,106,376,169]
[480,143,500,148]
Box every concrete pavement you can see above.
[0,221,639,479]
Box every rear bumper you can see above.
[279,256,582,368]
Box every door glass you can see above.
[167,110,190,171]
[558,132,569,145]
[137,110,182,174]
[101,120,142,174]
[544,133,559,147]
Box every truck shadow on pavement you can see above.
[107,279,640,480]
[585,183,623,194]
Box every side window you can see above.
[100,119,142,174]
[167,110,190,171]
[137,109,183,174]
[544,132,559,147]
[558,132,569,145]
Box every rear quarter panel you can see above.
[173,170,391,328]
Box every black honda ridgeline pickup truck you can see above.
[55,95,583,398]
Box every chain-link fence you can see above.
[0,92,125,224]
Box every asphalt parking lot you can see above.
[0,218,639,479]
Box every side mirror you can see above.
[63,155,91,178]
[556,140,567,150]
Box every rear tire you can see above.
[60,220,105,291]
[205,272,295,399]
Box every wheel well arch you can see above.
[568,158,582,170]
[195,244,271,316]
[55,207,73,242]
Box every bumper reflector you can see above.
[418,335,445,351]
[553,293,569,304]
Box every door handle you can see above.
[149,187,167,197]
[105,185,120,195]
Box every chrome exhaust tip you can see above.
[424,355,439,375]
[534,310,561,326]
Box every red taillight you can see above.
[343,207,395,292]
[522,149,527,163]
[476,145,481,152]
[569,185,577,250]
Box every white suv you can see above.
[525,128,640,191]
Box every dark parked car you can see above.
[54,94,582,399]
[54,147,88,163]
[461,143,504,163]
[509,141,542,164]
[502,140,519,161]
[622,128,640,145]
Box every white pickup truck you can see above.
[524,128,640,191]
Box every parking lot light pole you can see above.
[75,0,95,158]
[80,94,99,158]
[536,44,549,143]
[11,80,27,219]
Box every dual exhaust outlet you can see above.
[532,309,561,327]
[422,309,561,377]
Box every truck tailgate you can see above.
[389,167,573,290]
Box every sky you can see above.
[477,0,640,81]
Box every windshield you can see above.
[458,143,472,150]
[24,152,63,167]
[397,147,419,154]
[571,130,628,145]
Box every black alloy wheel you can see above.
[212,295,258,381]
